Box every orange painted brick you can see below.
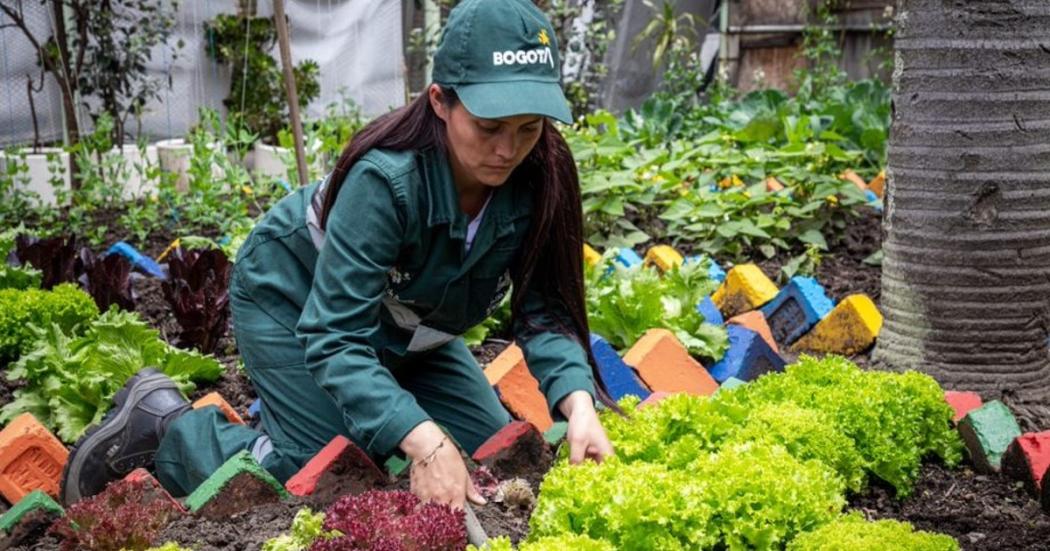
[728,311,779,354]
[841,169,867,191]
[484,344,553,432]
[0,413,69,503]
[868,170,885,198]
[192,392,245,425]
[638,391,674,409]
[622,329,718,396]
[764,176,784,192]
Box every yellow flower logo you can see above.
[538,29,550,46]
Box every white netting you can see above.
[0,0,405,147]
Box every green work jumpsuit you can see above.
[153,147,596,496]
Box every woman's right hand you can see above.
[400,421,485,510]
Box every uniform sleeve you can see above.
[296,161,430,457]
[511,285,596,418]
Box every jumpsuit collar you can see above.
[421,147,526,242]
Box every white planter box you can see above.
[117,144,159,199]
[0,147,71,206]
[251,142,291,182]
[250,141,329,186]
[155,138,225,192]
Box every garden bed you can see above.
[5,198,1050,550]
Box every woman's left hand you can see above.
[558,390,614,464]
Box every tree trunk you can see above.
[874,0,1050,408]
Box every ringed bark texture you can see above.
[874,0,1050,401]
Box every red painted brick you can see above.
[471,421,548,478]
[0,413,69,503]
[484,345,554,432]
[473,422,535,463]
[123,468,185,512]
[285,435,386,497]
[944,391,983,424]
[192,392,245,425]
[1002,432,1050,497]
[638,391,674,409]
[622,329,718,396]
[727,310,779,353]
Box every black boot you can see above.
[60,368,190,505]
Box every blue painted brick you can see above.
[685,255,727,283]
[589,334,650,401]
[759,276,835,345]
[248,398,261,418]
[864,190,884,212]
[707,325,786,383]
[696,296,724,326]
[614,248,643,269]
[107,241,168,279]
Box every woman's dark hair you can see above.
[320,85,618,412]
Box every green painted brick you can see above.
[385,454,411,478]
[958,400,1022,473]
[185,450,288,513]
[0,490,63,534]
[543,421,568,446]
[714,377,747,395]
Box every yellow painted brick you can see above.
[792,294,883,356]
[718,174,743,189]
[643,245,684,272]
[711,264,779,318]
[583,244,602,267]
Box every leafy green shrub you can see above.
[585,259,726,358]
[204,13,320,143]
[530,458,717,550]
[531,443,844,550]
[724,403,867,493]
[262,507,339,551]
[601,393,743,469]
[567,78,889,260]
[470,534,615,551]
[146,544,194,551]
[538,356,961,549]
[788,512,960,551]
[696,442,845,550]
[0,283,98,364]
[722,355,963,496]
[1,308,223,442]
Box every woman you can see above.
[60,0,615,510]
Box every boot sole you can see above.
[59,373,180,505]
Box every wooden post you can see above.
[272,0,308,187]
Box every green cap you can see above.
[432,0,573,124]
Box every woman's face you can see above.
[430,85,544,188]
